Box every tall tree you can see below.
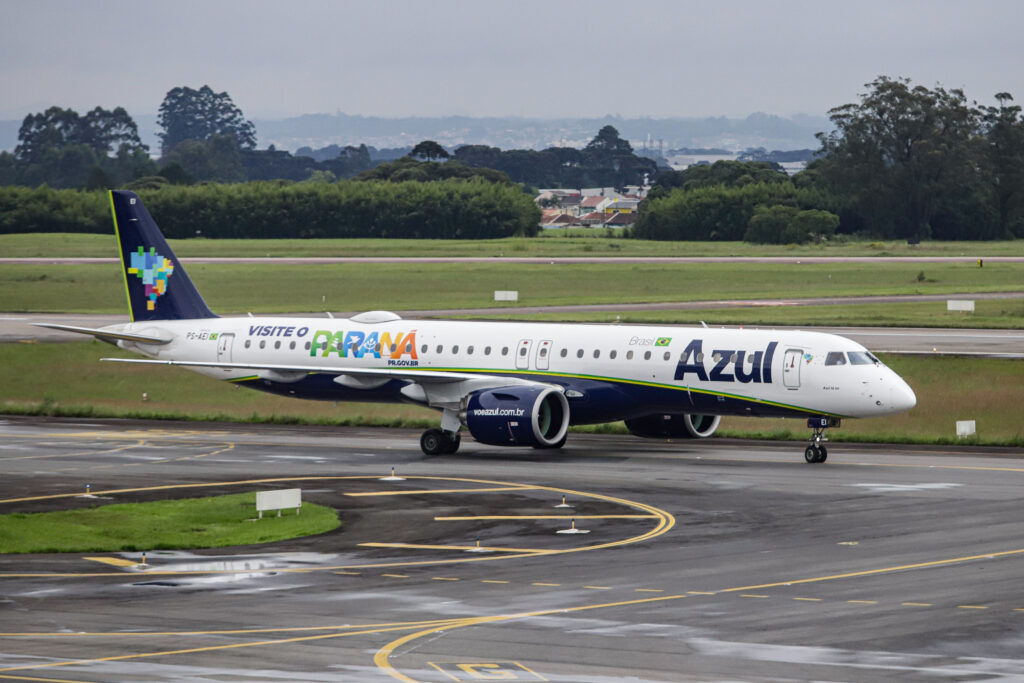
[979,92,1024,237]
[15,107,83,164]
[410,140,450,161]
[585,125,633,156]
[816,76,979,239]
[80,106,147,156]
[157,85,257,155]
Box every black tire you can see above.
[444,432,461,454]
[420,429,446,456]
[817,445,828,462]
[804,445,818,463]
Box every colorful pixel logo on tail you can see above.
[128,246,174,311]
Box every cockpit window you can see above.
[847,351,879,365]
[825,352,847,366]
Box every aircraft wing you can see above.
[35,323,172,345]
[100,357,542,387]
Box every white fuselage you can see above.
[112,315,917,423]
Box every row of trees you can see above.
[450,126,658,189]
[0,181,541,239]
[637,77,1024,242]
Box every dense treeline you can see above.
[5,77,1024,242]
[451,125,659,189]
[0,181,541,239]
[637,77,1024,242]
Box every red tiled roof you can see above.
[603,212,638,225]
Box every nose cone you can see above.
[889,378,917,413]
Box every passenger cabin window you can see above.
[274,340,281,349]
[290,341,296,350]
[244,340,251,349]
[421,344,428,354]
[484,346,491,355]
[259,340,266,349]
[577,349,584,358]
[452,345,459,354]
[825,351,847,366]
[609,350,617,359]
[436,345,443,353]
[560,348,568,358]
[502,347,509,356]
[626,350,634,360]
[304,341,311,350]
[593,350,600,359]
[644,351,651,360]
[663,351,671,361]
[539,348,548,358]
[467,345,474,355]
[519,346,527,357]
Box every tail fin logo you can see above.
[128,246,175,311]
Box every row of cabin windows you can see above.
[241,338,748,365]
[244,339,309,351]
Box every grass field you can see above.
[3,341,1022,445]
[0,492,340,554]
[2,260,1021,316]
[3,232,1024,258]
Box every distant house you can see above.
[602,212,638,226]
[597,197,639,214]
[559,194,582,211]
[578,196,604,215]
[578,210,606,226]
[541,211,579,228]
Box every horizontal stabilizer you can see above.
[34,323,171,345]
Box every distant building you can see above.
[597,197,639,214]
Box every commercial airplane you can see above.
[38,190,917,463]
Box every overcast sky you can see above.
[1,0,1021,122]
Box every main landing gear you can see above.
[804,417,840,464]
[420,429,460,455]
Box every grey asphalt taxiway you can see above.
[1,418,1024,681]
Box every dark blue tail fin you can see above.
[110,190,217,322]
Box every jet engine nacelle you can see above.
[624,413,721,439]
[466,386,569,448]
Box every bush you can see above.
[0,180,542,239]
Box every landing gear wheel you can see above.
[804,444,828,463]
[804,419,839,463]
[444,432,461,454]
[420,429,446,456]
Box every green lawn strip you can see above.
[463,299,1024,329]
[2,342,1022,445]
[0,492,340,554]
[3,233,1024,258]
[1,261,1020,314]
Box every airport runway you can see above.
[1,417,1023,681]
[4,310,1023,357]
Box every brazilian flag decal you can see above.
[655,337,672,346]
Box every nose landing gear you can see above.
[805,417,840,463]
